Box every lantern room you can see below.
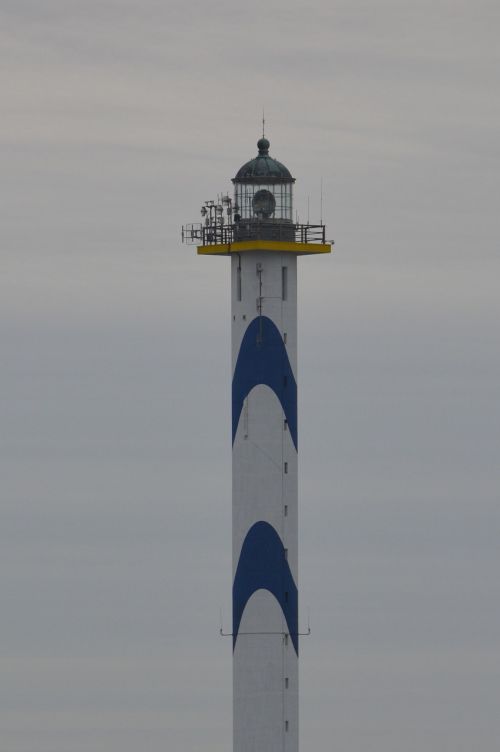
[232,138,295,223]
[181,133,331,254]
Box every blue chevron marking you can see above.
[232,316,297,450]
[233,521,298,655]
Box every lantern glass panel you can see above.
[234,183,293,221]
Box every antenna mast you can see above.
[320,177,323,225]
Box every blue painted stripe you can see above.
[233,521,298,655]
[232,316,297,450]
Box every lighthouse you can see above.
[183,135,331,752]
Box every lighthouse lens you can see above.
[252,189,276,218]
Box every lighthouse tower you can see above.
[183,136,331,752]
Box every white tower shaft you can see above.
[232,251,298,752]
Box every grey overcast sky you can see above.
[1,1,499,750]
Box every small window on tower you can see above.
[282,267,288,301]
[283,332,287,344]
[237,266,242,301]
[284,548,288,561]
[284,462,288,474]
[284,505,288,516]
[285,721,289,732]
[285,677,289,688]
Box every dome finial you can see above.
[257,108,270,154]
[257,136,270,155]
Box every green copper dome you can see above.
[233,138,295,183]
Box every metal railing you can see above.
[182,220,327,246]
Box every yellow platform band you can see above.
[197,240,332,256]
